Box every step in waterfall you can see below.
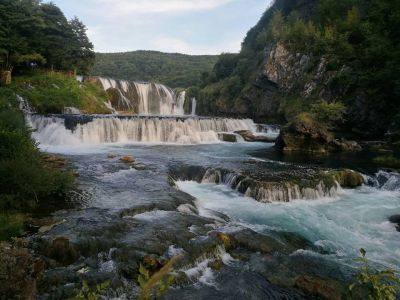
[93,77,188,115]
[27,114,264,146]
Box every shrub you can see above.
[310,100,347,129]
[349,249,400,300]
[0,213,25,241]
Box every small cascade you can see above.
[364,171,400,191]
[95,77,187,115]
[199,168,341,203]
[191,98,197,116]
[28,115,258,146]
[17,95,34,114]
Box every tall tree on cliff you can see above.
[69,17,95,75]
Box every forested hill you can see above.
[193,0,400,140]
[91,51,219,88]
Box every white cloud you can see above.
[87,0,236,17]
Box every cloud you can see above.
[87,0,236,17]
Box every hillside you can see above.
[91,51,219,88]
[193,0,400,140]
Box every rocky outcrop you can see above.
[295,276,344,300]
[276,117,362,153]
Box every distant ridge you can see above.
[91,50,219,88]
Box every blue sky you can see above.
[52,0,272,54]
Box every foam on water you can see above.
[176,180,400,270]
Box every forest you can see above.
[92,51,218,88]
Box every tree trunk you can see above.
[0,71,11,85]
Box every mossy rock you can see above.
[329,170,364,188]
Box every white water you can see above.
[97,77,186,115]
[176,180,400,270]
[191,98,197,116]
[28,115,259,145]
[200,168,342,202]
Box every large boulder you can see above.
[276,116,361,153]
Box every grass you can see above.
[0,213,25,241]
[13,71,110,114]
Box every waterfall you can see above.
[191,98,197,116]
[95,77,186,116]
[28,115,258,146]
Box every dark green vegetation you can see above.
[92,51,218,88]
[15,72,110,114]
[0,0,94,75]
[0,88,75,240]
[193,0,400,141]
[349,249,400,300]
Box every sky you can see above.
[51,0,272,55]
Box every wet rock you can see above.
[119,155,135,163]
[294,275,344,300]
[72,171,80,177]
[107,154,118,159]
[218,132,238,143]
[46,237,79,266]
[235,130,276,142]
[41,154,68,169]
[0,243,44,300]
[216,232,237,250]
[389,215,400,231]
[208,259,224,271]
[327,170,364,188]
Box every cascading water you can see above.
[28,114,259,146]
[191,98,197,116]
[96,77,187,116]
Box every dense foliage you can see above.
[0,88,75,240]
[92,51,218,88]
[195,0,400,138]
[0,0,94,74]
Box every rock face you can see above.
[276,118,362,153]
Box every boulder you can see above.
[276,116,361,153]
[389,215,400,232]
[119,155,135,163]
[329,170,364,188]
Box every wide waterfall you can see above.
[27,115,259,146]
[95,77,187,115]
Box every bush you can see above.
[0,91,75,213]
[0,213,25,241]
[310,100,347,129]
[349,249,400,300]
